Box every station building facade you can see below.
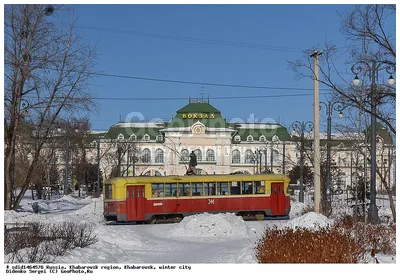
[98,99,394,194]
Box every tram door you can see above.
[126,185,145,221]
[270,182,285,215]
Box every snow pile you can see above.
[286,212,334,230]
[289,201,307,217]
[167,212,249,241]
[67,197,105,224]
[4,195,101,225]
[4,210,32,224]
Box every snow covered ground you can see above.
[2,193,397,279]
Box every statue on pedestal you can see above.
[186,151,197,175]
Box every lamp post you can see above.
[351,61,395,224]
[291,121,314,203]
[319,101,346,204]
[58,124,78,195]
[96,139,101,190]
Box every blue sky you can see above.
[66,4,355,131]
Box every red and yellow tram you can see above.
[103,174,291,223]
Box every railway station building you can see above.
[97,99,394,195]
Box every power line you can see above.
[91,93,324,101]
[4,61,332,92]
[92,71,332,92]
[78,25,307,53]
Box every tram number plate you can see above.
[208,199,215,205]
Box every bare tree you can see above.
[336,108,396,222]
[4,5,97,210]
[289,4,395,135]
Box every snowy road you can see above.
[55,216,288,264]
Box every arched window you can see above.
[155,171,163,176]
[336,172,346,189]
[206,149,215,161]
[181,149,189,161]
[245,150,254,164]
[273,149,280,164]
[194,149,202,162]
[247,135,254,142]
[117,133,124,140]
[129,134,137,141]
[259,135,266,142]
[232,149,240,164]
[143,171,151,176]
[141,148,151,163]
[351,172,359,187]
[143,134,150,141]
[234,135,241,142]
[155,149,164,163]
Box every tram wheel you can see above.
[255,213,265,221]
[172,215,183,223]
[146,216,157,224]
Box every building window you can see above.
[206,149,215,161]
[156,134,163,142]
[245,150,254,164]
[143,134,150,141]
[155,148,164,163]
[129,134,137,141]
[232,149,240,164]
[336,172,346,189]
[273,149,280,164]
[117,133,124,140]
[194,149,202,162]
[259,135,266,142]
[234,135,241,142]
[247,135,254,142]
[181,149,189,161]
[141,148,151,163]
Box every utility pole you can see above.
[310,50,323,214]
[97,140,100,191]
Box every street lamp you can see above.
[58,124,78,195]
[351,61,395,224]
[291,121,314,203]
[319,101,347,204]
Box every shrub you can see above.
[255,225,366,263]
[255,215,396,263]
[4,221,98,263]
[333,215,396,255]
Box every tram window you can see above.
[152,183,164,197]
[230,181,241,195]
[192,182,204,196]
[217,182,229,195]
[205,182,216,196]
[165,183,178,197]
[254,181,265,194]
[242,181,254,194]
[104,184,112,199]
[178,183,191,196]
